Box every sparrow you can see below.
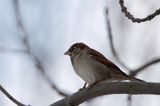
[64,43,144,87]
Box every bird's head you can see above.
[64,43,89,57]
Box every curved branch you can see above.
[119,0,160,23]
[0,85,28,106]
[50,82,160,106]
[130,58,160,76]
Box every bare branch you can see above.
[130,58,160,77]
[12,0,69,97]
[105,8,130,70]
[50,82,160,106]
[119,0,160,23]
[0,85,28,106]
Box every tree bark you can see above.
[50,82,160,106]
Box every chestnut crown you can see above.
[64,43,89,55]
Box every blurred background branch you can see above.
[12,0,69,97]
[105,8,131,70]
[0,46,28,53]
[0,85,27,106]
[130,58,160,77]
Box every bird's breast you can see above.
[72,55,103,85]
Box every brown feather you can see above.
[87,48,129,77]
[87,48,144,82]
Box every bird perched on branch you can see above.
[64,43,144,88]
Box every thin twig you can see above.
[12,0,69,97]
[130,58,160,77]
[0,85,27,106]
[105,8,130,70]
[119,0,160,23]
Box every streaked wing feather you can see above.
[87,48,127,76]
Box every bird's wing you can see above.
[87,48,127,76]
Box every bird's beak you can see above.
[64,50,71,55]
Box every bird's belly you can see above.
[76,65,97,85]
[73,59,104,85]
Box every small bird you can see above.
[64,43,144,87]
